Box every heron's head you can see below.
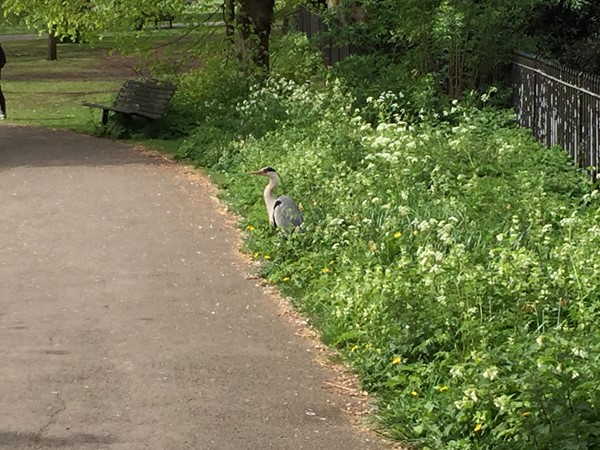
[248,167,278,177]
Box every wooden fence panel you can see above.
[297,6,352,66]
[513,52,600,177]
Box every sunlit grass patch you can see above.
[4,80,120,131]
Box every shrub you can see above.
[332,54,446,123]
[270,31,326,83]
[176,62,600,448]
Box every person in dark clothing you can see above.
[0,43,6,119]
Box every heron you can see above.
[249,167,304,230]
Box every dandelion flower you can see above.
[392,356,402,365]
[264,254,271,260]
[253,252,260,259]
[438,385,449,393]
[246,225,256,231]
[282,277,290,282]
[410,391,418,397]
[521,411,530,417]
[474,423,483,432]
[350,345,359,352]
[321,267,330,274]
[394,231,402,238]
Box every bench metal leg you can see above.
[144,119,155,138]
[101,109,109,125]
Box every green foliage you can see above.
[177,31,332,165]
[321,0,543,97]
[270,32,326,83]
[175,55,254,163]
[529,0,600,74]
[332,54,445,123]
[1,0,192,41]
[175,60,600,448]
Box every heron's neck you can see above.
[263,174,279,210]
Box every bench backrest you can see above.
[115,80,177,119]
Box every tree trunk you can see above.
[47,31,58,61]
[224,0,235,46]
[238,0,275,70]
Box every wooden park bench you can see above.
[83,79,176,135]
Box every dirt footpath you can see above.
[0,126,386,449]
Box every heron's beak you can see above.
[248,170,263,176]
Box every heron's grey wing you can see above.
[272,195,304,229]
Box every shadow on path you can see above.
[0,431,115,448]
[0,126,161,169]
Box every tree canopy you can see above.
[1,0,188,38]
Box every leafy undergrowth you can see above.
[177,58,600,449]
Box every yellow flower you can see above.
[350,345,359,352]
[438,385,449,393]
[410,391,418,397]
[282,277,290,282]
[246,225,256,231]
[264,254,271,260]
[413,230,418,236]
[365,343,372,350]
[394,231,402,238]
[521,411,530,417]
[321,267,330,274]
[392,356,402,365]
[329,260,335,265]
[474,423,483,432]
[253,252,260,259]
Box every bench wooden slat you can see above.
[83,79,176,134]
[123,81,175,91]
[117,93,173,106]
[117,90,175,101]
[121,81,176,96]
[117,89,175,99]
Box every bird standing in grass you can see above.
[249,167,304,230]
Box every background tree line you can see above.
[310,0,600,98]
[2,0,598,97]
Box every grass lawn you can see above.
[6,79,121,132]
[2,37,133,132]
[0,29,209,151]
[0,24,37,35]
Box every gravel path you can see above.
[0,126,386,450]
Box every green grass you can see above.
[5,79,120,131]
[0,28,213,135]
[0,24,37,35]
[130,137,184,154]
[1,37,130,132]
